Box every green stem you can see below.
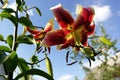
[8,9,19,80]
[8,72,13,80]
[12,24,18,51]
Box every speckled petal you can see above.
[80,32,88,46]
[50,4,74,29]
[41,29,66,47]
[74,6,95,30]
[86,22,95,35]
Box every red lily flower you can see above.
[27,19,54,42]
[41,4,95,49]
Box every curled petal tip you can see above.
[50,3,62,10]
[76,4,83,15]
[44,19,54,32]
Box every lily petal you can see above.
[44,19,54,32]
[74,6,95,30]
[86,22,95,35]
[34,30,46,41]
[41,29,66,47]
[75,4,82,16]
[50,4,74,29]
[26,27,40,34]
[80,32,88,46]
[57,38,74,50]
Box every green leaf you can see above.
[18,58,30,80]
[14,69,54,80]
[31,55,39,63]
[80,47,95,61]
[18,58,29,71]
[0,51,7,64]
[16,0,21,6]
[7,35,13,48]
[0,34,4,41]
[0,45,11,52]
[46,57,53,77]
[16,0,23,12]
[19,17,33,27]
[4,51,18,73]
[17,35,35,44]
[2,8,15,13]
[0,12,18,25]
[99,36,113,46]
[34,7,42,16]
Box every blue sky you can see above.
[0,0,120,80]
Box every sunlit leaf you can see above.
[34,7,42,16]
[4,51,18,73]
[46,57,53,77]
[7,35,13,48]
[0,12,18,25]
[14,69,54,80]
[99,36,113,46]
[80,47,95,61]
[18,58,30,80]
[0,34,4,41]
[0,45,11,52]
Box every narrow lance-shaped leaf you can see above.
[46,57,53,77]
[34,7,42,16]
[7,35,13,48]
[99,36,113,46]
[14,69,54,80]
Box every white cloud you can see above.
[8,1,17,11]
[58,74,73,80]
[92,5,112,22]
[27,9,34,16]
